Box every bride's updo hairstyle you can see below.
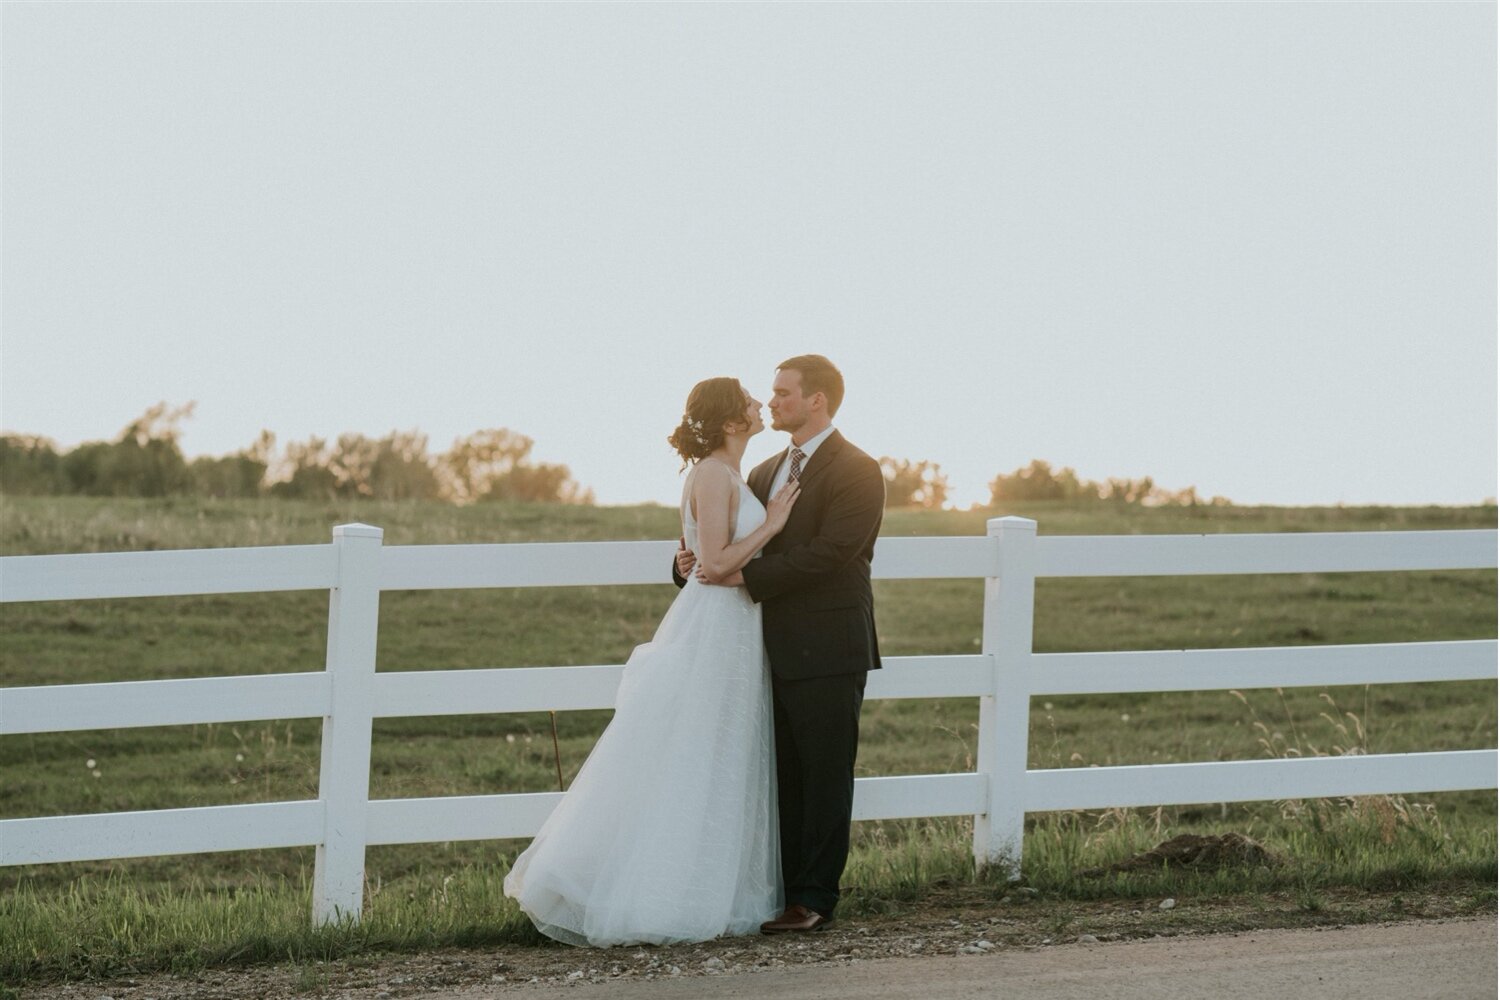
[669,377,748,469]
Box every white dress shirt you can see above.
[769,424,837,496]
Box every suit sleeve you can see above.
[740,456,885,603]
[671,554,687,589]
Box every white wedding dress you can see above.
[503,468,782,947]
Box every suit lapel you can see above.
[792,430,844,490]
[748,450,784,504]
[749,430,845,501]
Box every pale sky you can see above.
[2,2,1495,508]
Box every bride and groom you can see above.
[503,354,886,947]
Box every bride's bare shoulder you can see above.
[690,460,737,493]
[691,459,745,525]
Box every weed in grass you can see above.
[294,961,329,994]
[1298,890,1326,913]
[1464,888,1497,913]
[1230,686,1466,877]
[842,819,977,910]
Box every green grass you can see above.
[3,809,1492,982]
[1,496,1495,983]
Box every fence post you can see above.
[973,516,1037,877]
[312,522,383,926]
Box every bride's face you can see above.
[736,390,765,437]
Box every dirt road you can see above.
[433,918,1496,1000]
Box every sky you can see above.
[2,2,1495,509]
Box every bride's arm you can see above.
[693,467,799,584]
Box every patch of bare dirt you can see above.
[1077,832,1282,876]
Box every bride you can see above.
[503,376,800,947]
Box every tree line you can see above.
[0,404,1225,509]
[879,456,1230,510]
[0,403,594,504]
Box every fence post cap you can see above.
[333,523,384,540]
[987,516,1037,534]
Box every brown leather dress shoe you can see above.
[760,904,833,934]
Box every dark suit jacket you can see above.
[741,431,886,680]
[671,430,886,679]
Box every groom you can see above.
[676,354,886,932]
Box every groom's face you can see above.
[768,369,809,433]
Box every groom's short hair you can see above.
[778,354,845,416]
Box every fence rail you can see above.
[1,520,1495,924]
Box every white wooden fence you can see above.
[1,518,1495,925]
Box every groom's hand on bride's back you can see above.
[675,537,697,579]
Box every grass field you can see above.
[1,496,1495,984]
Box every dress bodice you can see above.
[681,464,766,560]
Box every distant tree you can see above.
[56,402,196,497]
[0,434,66,495]
[269,436,337,499]
[879,457,949,509]
[61,441,112,495]
[484,462,594,504]
[326,433,381,498]
[367,431,442,501]
[988,460,1226,507]
[9,410,593,505]
[1168,486,1233,507]
[439,429,535,504]
[189,454,266,498]
[989,459,1077,502]
[190,431,274,498]
[122,402,196,447]
[1050,465,1088,501]
[1102,475,1154,505]
[101,436,192,496]
[115,402,195,496]
[289,431,442,500]
[441,429,593,504]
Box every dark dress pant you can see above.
[771,670,867,916]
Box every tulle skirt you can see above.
[503,578,781,947]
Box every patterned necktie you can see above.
[789,447,805,483]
